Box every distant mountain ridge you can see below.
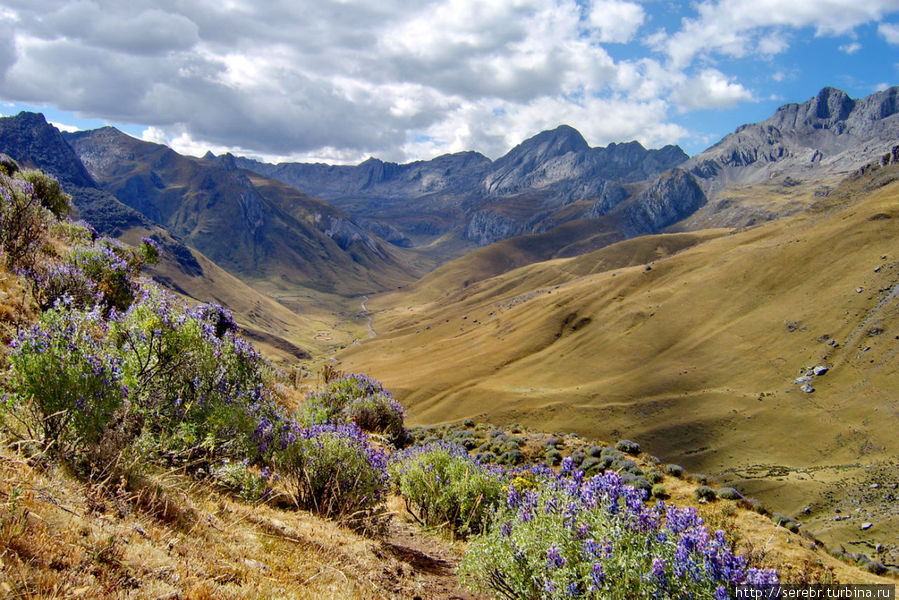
[664,86,899,229]
[232,126,689,248]
[234,86,899,248]
[63,126,415,296]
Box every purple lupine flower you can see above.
[546,544,566,569]
[590,563,605,590]
[744,568,779,585]
[507,485,521,509]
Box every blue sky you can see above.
[1,0,898,164]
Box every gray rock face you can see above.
[234,124,689,248]
[620,168,706,236]
[684,87,899,198]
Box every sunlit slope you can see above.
[339,170,898,472]
[117,226,359,365]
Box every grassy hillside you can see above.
[338,164,899,560]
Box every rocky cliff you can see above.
[234,124,688,248]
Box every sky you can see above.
[1,0,898,165]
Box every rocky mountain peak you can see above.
[0,111,96,189]
[812,86,855,121]
[499,124,589,166]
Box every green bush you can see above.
[741,497,767,515]
[694,486,717,501]
[0,153,19,176]
[651,484,669,498]
[0,172,54,268]
[112,291,274,462]
[390,443,504,538]
[664,463,684,478]
[212,459,274,503]
[545,449,563,466]
[271,423,388,522]
[615,439,640,454]
[501,449,524,465]
[342,392,407,446]
[772,513,799,533]
[301,373,407,445]
[3,307,128,457]
[20,170,71,218]
[717,487,743,500]
[459,471,777,599]
[646,470,663,484]
[580,457,601,475]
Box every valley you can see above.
[337,164,899,560]
[1,85,897,576]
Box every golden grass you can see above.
[0,443,462,599]
[338,167,899,559]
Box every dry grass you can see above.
[0,443,458,599]
[338,167,899,561]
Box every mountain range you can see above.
[1,86,898,561]
[1,86,897,356]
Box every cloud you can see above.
[839,42,862,54]
[880,22,899,44]
[0,0,895,164]
[586,0,645,43]
[49,121,79,133]
[657,0,899,68]
[671,69,754,110]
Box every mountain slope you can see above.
[0,112,150,234]
[668,86,899,230]
[65,127,417,296]
[0,113,373,362]
[234,126,688,252]
[338,162,899,555]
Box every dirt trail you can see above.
[383,518,489,600]
[361,295,376,339]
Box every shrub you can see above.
[19,170,71,218]
[3,307,128,457]
[646,470,663,484]
[501,449,524,466]
[0,173,53,268]
[580,457,601,475]
[459,471,778,599]
[212,459,275,503]
[616,458,643,472]
[652,484,669,499]
[741,497,767,515]
[0,153,19,176]
[694,486,717,502]
[772,514,800,533]
[271,423,388,522]
[112,291,275,462]
[390,443,505,538]
[600,447,623,462]
[717,487,743,500]
[615,439,640,454]
[342,392,407,445]
[30,262,99,311]
[587,445,604,458]
[664,463,684,478]
[301,373,408,445]
[545,449,563,466]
